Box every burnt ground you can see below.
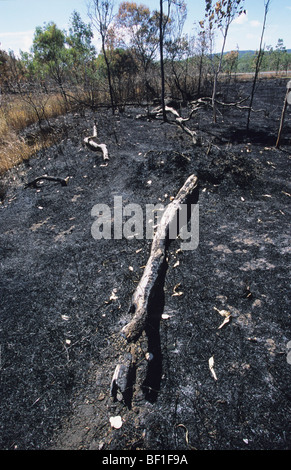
[0,78,290,452]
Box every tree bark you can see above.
[159,0,167,122]
[212,23,229,123]
[276,85,290,148]
[102,37,115,114]
[246,0,270,132]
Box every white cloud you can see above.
[250,20,261,28]
[0,30,34,54]
[233,10,248,25]
[232,9,261,29]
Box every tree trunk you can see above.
[246,0,270,132]
[212,23,229,123]
[276,86,289,148]
[102,38,115,114]
[159,0,167,122]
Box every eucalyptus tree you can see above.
[273,38,287,75]
[246,0,270,132]
[88,0,116,112]
[114,2,160,107]
[163,2,196,102]
[67,11,96,67]
[158,0,187,121]
[202,0,246,122]
[31,22,70,107]
[195,27,212,96]
[66,11,97,107]
[0,49,15,93]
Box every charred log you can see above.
[26,175,69,188]
[111,174,199,405]
[122,173,199,342]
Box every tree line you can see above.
[0,0,290,119]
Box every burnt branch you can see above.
[122,174,199,342]
[26,175,69,188]
[111,174,199,405]
[84,124,109,162]
[137,105,200,144]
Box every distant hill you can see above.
[237,50,255,56]
[225,49,291,56]
[221,49,291,74]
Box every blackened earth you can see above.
[0,78,290,451]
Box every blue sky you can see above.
[0,0,291,56]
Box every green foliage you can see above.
[116,1,160,67]
[28,21,69,87]
[235,51,254,72]
[32,22,66,64]
[66,11,96,62]
[234,39,291,74]
[110,48,137,75]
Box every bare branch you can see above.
[84,124,109,161]
[26,175,70,188]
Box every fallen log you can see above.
[26,175,69,188]
[111,174,199,404]
[84,124,109,162]
[121,173,199,343]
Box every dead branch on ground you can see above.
[215,96,265,113]
[84,124,109,163]
[26,175,70,188]
[122,173,198,342]
[137,104,200,144]
[136,95,265,145]
[111,174,199,404]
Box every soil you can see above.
[0,78,290,451]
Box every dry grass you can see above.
[234,70,291,81]
[0,92,69,175]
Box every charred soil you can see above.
[0,78,291,450]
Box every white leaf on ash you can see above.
[172,282,183,297]
[110,416,123,429]
[162,313,171,320]
[218,316,231,329]
[214,307,232,329]
[61,315,70,321]
[209,356,218,381]
[109,289,118,301]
